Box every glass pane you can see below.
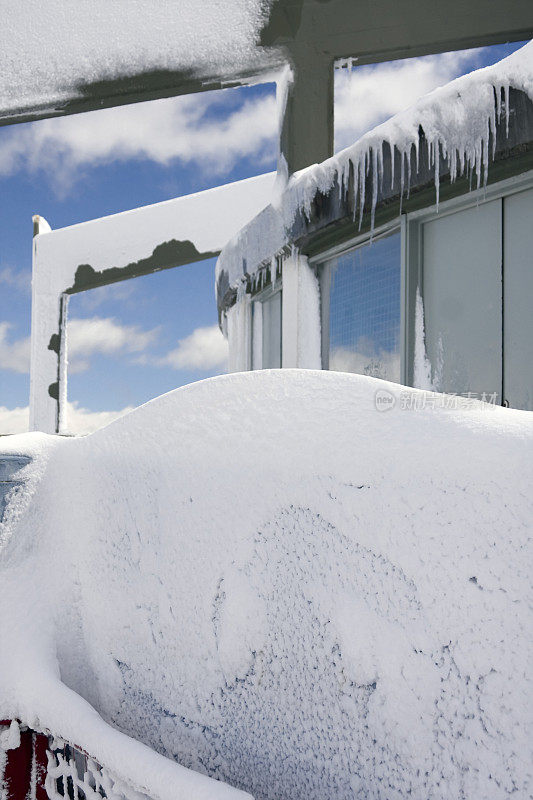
[327,232,401,382]
[504,187,533,411]
[422,201,501,400]
[262,291,282,369]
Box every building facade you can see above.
[217,61,533,411]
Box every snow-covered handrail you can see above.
[0,718,251,800]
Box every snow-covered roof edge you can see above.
[216,41,533,309]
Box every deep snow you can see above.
[0,370,532,799]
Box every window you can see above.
[321,231,401,382]
[252,284,282,369]
[418,185,533,410]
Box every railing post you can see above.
[29,215,63,434]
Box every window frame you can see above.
[251,278,283,369]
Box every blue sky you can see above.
[0,41,525,433]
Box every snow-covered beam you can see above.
[30,172,275,434]
[1,0,531,128]
[262,0,533,68]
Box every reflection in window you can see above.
[324,232,401,381]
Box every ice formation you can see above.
[288,41,533,225]
[1,370,532,799]
[217,41,533,294]
[412,289,434,391]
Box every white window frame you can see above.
[252,278,282,369]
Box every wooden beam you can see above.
[279,55,334,175]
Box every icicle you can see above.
[378,141,384,195]
[475,138,482,191]
[483,125,490,188]
[459,147,465,178]
[370,146,379,235]
[495,83,502,120]
[427,139,433,202]
[352,158,359,223]
[338,162,344,202]
[343,157,351,204]
[406,143,412,200]
[489,90,497,161]
[450,148,456,184]
[358,152,366,230]
[413,137,420,191]
[389,140,395,191]
[434,139,440,209]
[504,83,510,138]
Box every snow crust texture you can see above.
[0,1,275,114]
[217,41,533,294]
[0,371,532,800]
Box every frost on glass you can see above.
[326,232,401,381]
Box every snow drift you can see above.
[0,370,532,799]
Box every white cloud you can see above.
[65,402,134,435]
[0,402,134,436]
[0,266,31,293]
[334,50,481,151]
[68,316,158,372]
[0,317,158,375]
[159,324,228,371]
[0,322,30,373]
[0,404,29,434]
[0,90,278,192]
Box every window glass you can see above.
[262,290,282,369]
[326,232,401,381]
